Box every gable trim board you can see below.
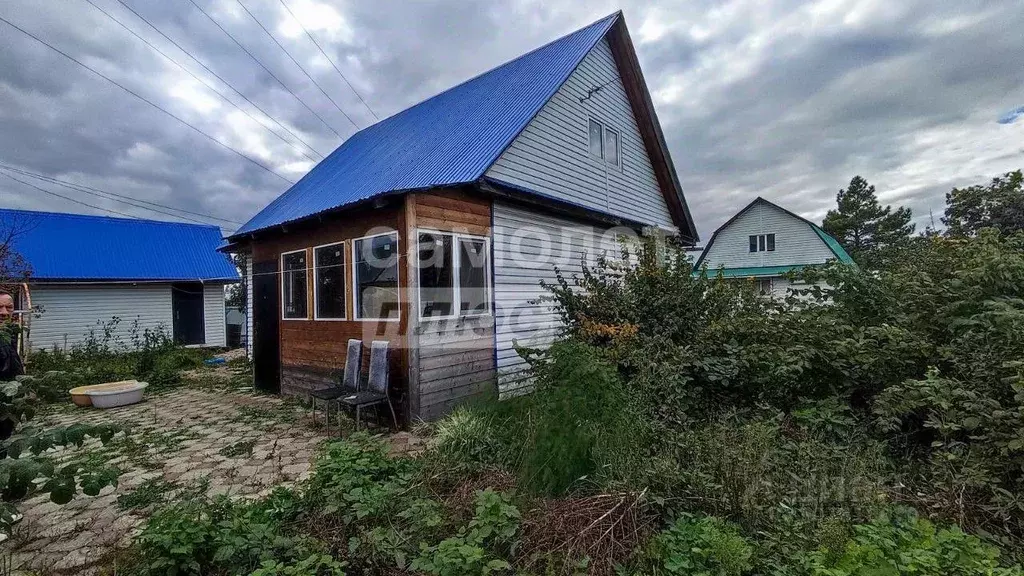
[695,197,854,270]
[229,12,697,244]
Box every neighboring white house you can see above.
[695,197,854,296]
[2,208,239,351]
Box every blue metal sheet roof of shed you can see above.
[1,208,239,282]
[234,12,620,236]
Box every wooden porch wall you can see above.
[407,190,497,421]
[250,204,410,419]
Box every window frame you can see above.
[351,231,401,323]
[312,241,347,321]
[749,235,758,253]
[415,228,492,322]
[604,126,620,167]
[766,233,776,252]
[280,248,309,321]
[749,234,776,253]
[588,118,604,160]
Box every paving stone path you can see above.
[4,388,330,575]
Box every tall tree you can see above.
[822,176,915,264]
[943,169,1024,237]
[225,254,247,311]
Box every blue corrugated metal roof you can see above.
[234,12,620,236]
[1,208,239,282]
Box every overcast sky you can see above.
[0,0,1021,240]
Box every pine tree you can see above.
[822,176,914,265]
[943,170,1024,237]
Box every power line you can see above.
[235,0,359,130]
[278,0,379,121]
[1,169,142,220]
[83,0,320,164]
[185,0,347,139]
[0,13,295,186]
[113,0,324,160]
[0,162,242,225]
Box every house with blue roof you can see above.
[224,12,699,421]
[695,197,855,296]
[1,208,239,351]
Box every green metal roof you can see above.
[809,224,855,264]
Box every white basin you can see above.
[87,381,149,408]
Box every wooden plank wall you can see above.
[408,190,497,421]
[250,204,411,416]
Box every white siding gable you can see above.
[485,38,673,229]
[700,202,835,270]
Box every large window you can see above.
[353,232,400,321]
[281,249,308,319]
[314,242,346,320]
[748,234,776,253]
[588,119,621,167]
[417,231,490,320]
[418,232,454,318]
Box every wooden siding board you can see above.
[409,191,497,420]
[485,38,673,229]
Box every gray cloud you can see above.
[0,0,1021,240]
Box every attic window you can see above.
[588,119,620,167]
[748,234,776,253]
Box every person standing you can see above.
[0,292,22,382]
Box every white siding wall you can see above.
[203,283,227,347]
[701,202,835,270]
[27,284,173,351]
[486,38,673,229]
[492,201,627,395]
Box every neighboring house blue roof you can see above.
[694,197,855,271]
[234,12,661,237]
[1,208,239,282]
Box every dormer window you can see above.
[588,119,620,167]
[748,234,776,252]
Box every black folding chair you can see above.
[338,340,396,430]
[310,339,361,435]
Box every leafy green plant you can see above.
[633,514,753,576]
[410,489,519,576]
[804,508,1024,576]
[249,555,347,576]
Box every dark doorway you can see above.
[171,282,206,345]
[252,260,281,393]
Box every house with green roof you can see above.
[694,197,854,296]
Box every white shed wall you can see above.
[701,202,835,271]
[27,284,174,351]
[486,38,673,229]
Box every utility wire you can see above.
[83,0,320,164]
[0,14,295,185]
[0,163,242,225]
[235,0,359,130]
[1,169,142,220]
[278,0,379,121]
[185,0,347,138]
[114,0,324,159]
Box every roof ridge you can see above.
[0,206,223,230]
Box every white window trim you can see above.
[604,126,620,168]
[415,229,492,322]
[351,231,401,323]
[280,248,309,321]
[312,241,347,321]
